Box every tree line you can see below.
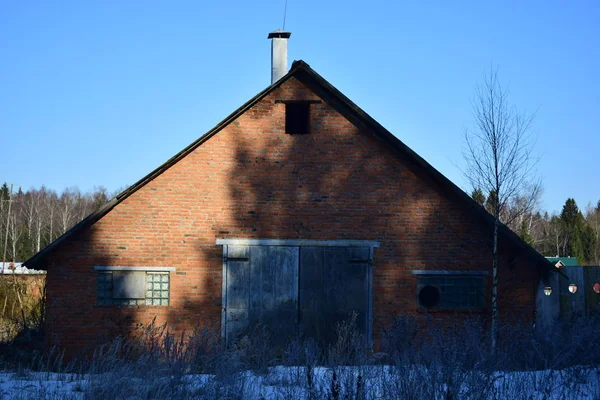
[0,183,116,263]
[471,188,599,265]
[1,180,597,265]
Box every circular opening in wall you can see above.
[593,283,600,294]
[544,286,552,296]
[419,285,440,308]
[568,284,578,294]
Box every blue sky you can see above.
[1,1,598,213]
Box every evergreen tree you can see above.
[471,188,486,206]
[560,198,580,227]
[0,183,9,201]
[0,182,9,261]
[485,190,499,214]
[560,198,585,260]
[570,221,585,261]
[595,200,600,264]
[581,224,597,264]
[519,218,533,245]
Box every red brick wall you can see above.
[44,77,540,355]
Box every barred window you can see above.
[97,271,170,306]
[416,274,485,309]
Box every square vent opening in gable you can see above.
[277,99,321,135]
[285,102,310,134]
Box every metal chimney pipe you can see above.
[268,30,291,84]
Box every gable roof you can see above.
[23,60,556,274]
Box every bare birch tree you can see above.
[32,187,46,252]
[463,68,540,352]
[22,190,37,255]
[44,189,59,244]
[7,201,23,261]
[58,187,78,235]
[0,184,113,261]
[0,192,6,264]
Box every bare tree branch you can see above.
[462,66,541,353]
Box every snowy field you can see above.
[1,365,599,400]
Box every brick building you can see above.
[24,31,553,355]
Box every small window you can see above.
[97,271,170,306]
[285,103,310,134]
[417,275,484,309]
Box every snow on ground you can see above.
[0,372,86,400]
[0,262,45,275]
[0,366,599,400]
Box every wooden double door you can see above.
[222,244,372,347]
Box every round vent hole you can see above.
[419,285,440,308]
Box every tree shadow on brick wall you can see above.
[214,84,544,343]
[191,85,508,348]
[43,223,222,358]
[43,230,118,357]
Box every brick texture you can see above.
[44,77,540,356]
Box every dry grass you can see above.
[1,314,600,399]
[0,275,45,343]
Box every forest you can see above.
[0,183,118,263]
[471,187,599,264]
[0,182,598,265]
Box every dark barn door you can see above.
[223,243,372,347]
[224,245,299,346]
[299,246,370,344]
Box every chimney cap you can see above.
[268,30,291,39]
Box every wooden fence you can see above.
[536,266,600,329]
